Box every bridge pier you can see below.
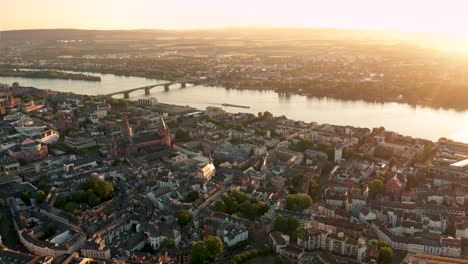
[145,87,150,95]
[181,82,186,88]
[124,92,130,99]
[164,84,170,91]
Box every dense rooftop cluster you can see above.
[0,82,467,263]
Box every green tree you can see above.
[178,210,193,227]
[36,190,46,204]
[64,202,78,213]
[184,191,199,203]
[231,190,247,204]
[291,174,304,190]
[44,224,56,239]
[191,241,209,264]
[72,190,88,203]
[260,244,271,256]
[285,193,312,211]
[254,201,268,216]
[87,193,101,207]
[343,147,354,159]
[203,236,223,262]
[54,194,65,208]
[161,238,176,249]
[274,215,299,236]
[379,247,393,264]
[371,240,393,264]
[20,192,31,206]
[224,197,239,214]
[175,128,191,142]
[275,255,286,264]
[374,145,393,159]
[262,111,273,119]
[214,200,227,213]
[38,182,47,191]
[308,177,321,198]
[239,200,256,220]
[368,179,385,198]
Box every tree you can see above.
[254,201,268,216]
[239,200,256,220]
[290,227,305,243]
[20,192,31,206]
[54,194,65,208]
[191,236,223,264]
[231,190,247,204]
[203,236,223,262]
[285,193,312,211]
[44,224,56,239]
[262,111,273,119]
[224,197,239,215]
[0,212,4,224]
[275,255,286,264]
[36,190,46,204]
[274,215,299,236]
[260,244,271,256]
[178,210,192,227]
[379,247,393,264]
[214,200,227,213]
[64,202,78,214]
[87,193,101,207]
[291,174,304,190]
[72,190,88,203]
[371,127,385,135]
[374,145,393,159]
[184,191,199,203]
[78,179,114,207]
[309,177,321,198]
[371,240,393,264]
[343,147,354,159]
[191,241,209,264]
[161,238,176,249]
[175,128,191,142]
[38,182,47,191]
[368,179,385,199]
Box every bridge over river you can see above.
[105,80,194,98]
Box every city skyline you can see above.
[2,0,468,39]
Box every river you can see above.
[1,72,467,143]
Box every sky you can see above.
[2,0,468,37]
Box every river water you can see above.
[1,72,467,143]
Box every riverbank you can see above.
[0,69,101,82]
[7,65,467,111]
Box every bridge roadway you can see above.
[105,81,190,98]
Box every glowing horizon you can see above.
[2,0,468,39]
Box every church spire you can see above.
[121,116,134,142]
[160,115,167,131]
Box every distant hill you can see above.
[0,29,171,41]
[0,28,446,42]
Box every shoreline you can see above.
[1,83,465,144]
[3,65,468,112]
[0,68,101,82]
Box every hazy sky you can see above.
[2,0,468,36]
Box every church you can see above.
[110,116,172,157]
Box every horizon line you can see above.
[0,26,459,35]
